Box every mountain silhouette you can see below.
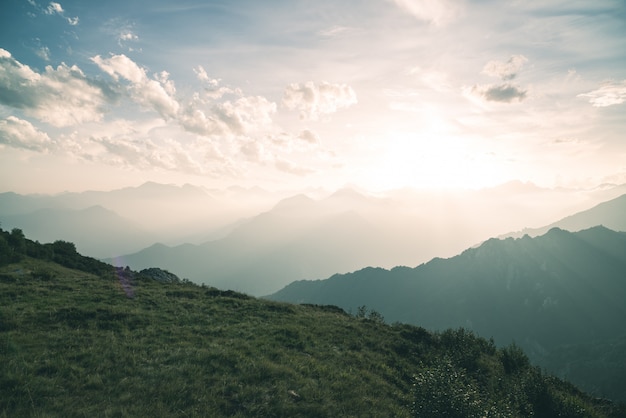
[112,189,626,296]
[110,205,386,296]
[267,226,626,401]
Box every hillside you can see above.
[268,226,626,402]
[1,231,624,416]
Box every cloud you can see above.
[43,2,79,25]
[578,81,626,107]
[45,2,64,15]
[239,140,268,162]
[179,108,226,137]
[193,66,236,99]
[466,55,529,104]
[90,136,145,166]
[89,135,207,174]
[470,83,528,103]
[36,46,51,61]
[102,19,139,50]
[92,54,273,134]
[318,26,355,37]
[275,158,314,176]
[117,30,139,50]
[283,81,357,120]
[1,50,277,144]
[119,31,138,42]
[298,129,320,144]
[215,96,276,135]
[91,54,180,119]
[179,92,276,138]
[482,55,528,81]
[0,49,110,126]
[0,116,53,151]
[390,0,461,26]
[91,54,145,83]
[194,65,211,83]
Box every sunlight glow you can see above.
[362,123,508,191]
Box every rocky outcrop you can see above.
[138,267,181,283]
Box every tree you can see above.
[0,234,11,266]
[7,228,26,262]
[500,343,529,375]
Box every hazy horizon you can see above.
[3,178,625,296]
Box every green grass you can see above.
[1,258,624,417]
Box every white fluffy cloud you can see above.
[215,96,276,135]
[578,81,626,107]
[390,0,461,26]
[92,54,277,138]
[91,54,179,119]
[283,81,357,120]
[0,116,53,151]
[0,49,312,177]
[180,95,276,138]
[179,107,226,137]
[0,49,109,126]
[194,65,211,83]
[91,54,146,83]
[193,66,238,99]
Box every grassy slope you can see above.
[1,258,624,417]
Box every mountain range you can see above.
[0,182,280,257]
[3,181,626,294]
[111,189,626,296]
[267,225,626,401]
[110,189,626,296]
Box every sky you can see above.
[1,0,625,194]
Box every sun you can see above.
[360,131,508,191]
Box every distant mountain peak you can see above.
[327,187,369,201]
[499,193,626,240]
[271,194,316,211]
[545,226,567,235]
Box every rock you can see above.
[138,267,181,283]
